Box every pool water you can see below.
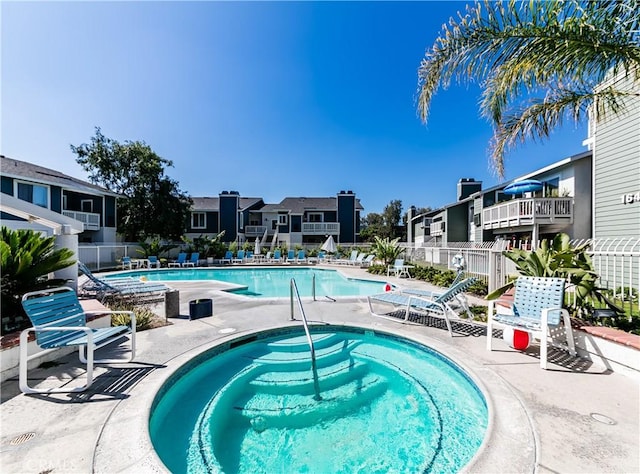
[108,267,386,298]
[149,327,488,473]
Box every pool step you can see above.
[249,359,369,395]
[265,332,344,352]
[238,372,388,430]
[248,339,360,371]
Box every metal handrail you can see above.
[290,278,322,400]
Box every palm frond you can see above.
[416,0,640,176]
[489,86,638,175]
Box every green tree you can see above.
[417,0,640,177]
[382,200,403,239]
[71,127,193,241]
[370,236,403,266]
[360,212,385,242]
[1,227,75,334]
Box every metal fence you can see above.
[78,243,145,271]
[414,238,639,314]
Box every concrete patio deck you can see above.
[1,266,638,473]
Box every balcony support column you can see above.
[53,224,79,291]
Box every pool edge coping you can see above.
[92,320,536,473]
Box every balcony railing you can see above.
[482,197,573,229]
[301,222,340,235]
[244,225,268,236]
[430,221,445,237]
[62,210,101,231]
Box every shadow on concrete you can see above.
[2,363,165,404]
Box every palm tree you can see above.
[1,227,75,334]
[417,0,640,177]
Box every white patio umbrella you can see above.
[255,237,261,255]
[321,235,337,253]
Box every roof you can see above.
[271,197,364,214]
[190,197,264,211]
[0,193,84,234]
[0,155,120,198]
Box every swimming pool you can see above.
[108,267,386,298]
[149,326,488,473]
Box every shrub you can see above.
[106,300,156,331]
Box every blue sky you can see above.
[1,1,588,215]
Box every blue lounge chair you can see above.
[286,250,296,263]
[221,251,233,264]
[486,276,576,369]
[232,250,245,264]
[295,250,307,264]
[78,262,168,301]
[168,253,187,268]
[147,256,161,268]
[368,277,478,336]
[271,250,282,263]
[20,286,136,394]
[183,252,200,267]
[121,256,133,270]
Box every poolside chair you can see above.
[387,259,405,277]
[78,262,169,301]
[271,250,282,263]
[368,277,478,336]
[147,256,161,269]
[335,250,358,265]
[121,256,133,270]
[19,286,136,394]
[264,251,272,262]
[246,251,255,263]
[232,250,245,264]
[350,252,366,266]
[183,252,200,267]
[295,250,307,264]
[361,254,375,267]
[286,250,296,263]
[486,276,576,369]
[168,252,187,268]
[221,251,233,264]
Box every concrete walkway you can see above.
[1,267,638,473]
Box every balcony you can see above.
[482,198,573,229]
[301,222,340,235]
[62,210,101,231]
[244,225,268,236]
[430,221,445,237]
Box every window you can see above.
[81,200,93,213]
[191,212,206,229]
[16,182,48,208]
[544,178,560,197]
[307,213,323,223]
[278,214,288,225]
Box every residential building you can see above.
[187,190,363,247]
[1,155,119,243]
[584,69,640,240]
[408,151,593,248]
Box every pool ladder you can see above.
[290,278,322,400]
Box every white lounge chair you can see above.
[368,277,478,336]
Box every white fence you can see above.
[413,238,639,314]
[78,243,146,271]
